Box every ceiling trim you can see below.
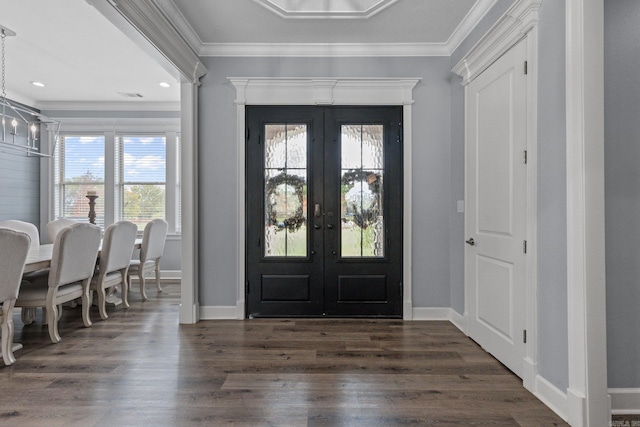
[200,42,450,57]
[157,0,500,58]
[38,101,181,112]
[452,0,541,85]
[251,0,399,19]
[153,0,203,53]
[445,0,500,54]
[88,0,207,82]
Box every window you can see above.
[119,135,166,230]
[54,130,180,234]
[54,135,106,227]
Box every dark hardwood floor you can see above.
[0,282,569,426]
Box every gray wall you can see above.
[536,0,568,392]
[0,106,41,236]
[604,0,640,388]
[198,56,454,307]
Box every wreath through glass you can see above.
[265,169,382,232]
[265,172,306,232]
[341,169,382,230]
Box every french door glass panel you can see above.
[264,124,308,257]
[340,124,385,258]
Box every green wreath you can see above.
[265,172,306,232]
[341,169,382,229]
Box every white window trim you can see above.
[43,118,181,237]
[229,77,420,321]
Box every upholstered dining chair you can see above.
[0,220,40,246]
[16,223,101,343]
[0,220,44,325]
[0,227,30,365]
[89,221,137,321]
[127,219,168,301]
[45,218,77,244]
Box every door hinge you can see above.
[523,329,527,343]
[524,61,528,75]
[397,122,402,144]
[524,150,528,164]
[523,240,527,254]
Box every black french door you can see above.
[246,106,402,317]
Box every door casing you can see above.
[230,78,420,320]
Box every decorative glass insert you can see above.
[341,125,385,257]
[264,124,308,257]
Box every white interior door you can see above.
[465,40,528,377]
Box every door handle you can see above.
[314,203,321,218]
[465,238,475,246]
[327,224,334,229]
[314,224,321,230]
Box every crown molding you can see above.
[201,42,450,57]
[38,101,180,112]
[155,0,501,58]
[87,0,207,82]
[152,0,203,53]
[452,0,542,85]
[445,0,500,54]
[49,117,180,133]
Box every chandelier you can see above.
[0,25,60,157]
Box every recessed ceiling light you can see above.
[159,82,171,88]
[30,81,45,87]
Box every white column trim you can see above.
[229,77,420,320]
[565,0,609,425]
[179,82,200,324]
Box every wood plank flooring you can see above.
[0,283,569,426]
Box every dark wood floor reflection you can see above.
[0,282,568,426]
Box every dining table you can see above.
[21,238,143,317]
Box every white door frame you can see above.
[453,0,540,397]
[229,78,419,320]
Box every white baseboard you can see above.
[412,307,451,320]
[449,309,467,333]
[411,307,468,334]
[128,269,181,283]
[534,375,569,422]
[160,270,181,278]
[199,305,238,320]
[609,388,640,415]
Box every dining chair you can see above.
[15,223,101,343]
[0,220,40,246]
[45,218,78,244]
[89,221,137,321]
[0,227,30,365]
[127,218,168,301]
[0,220,45,325]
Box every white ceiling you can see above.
[0,0,491,108]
